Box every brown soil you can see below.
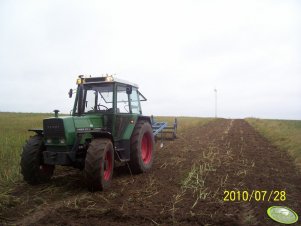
[1,119,300,226]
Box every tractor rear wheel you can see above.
[84,138,114,191]
[20,135,54,184]
[129,120,155,174]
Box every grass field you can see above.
[246,118,301,170]
[0,113,53,186]
[1,114,300,188]
[1,114,300,189]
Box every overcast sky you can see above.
[0,0,300,119]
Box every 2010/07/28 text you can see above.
[223,190,286,202]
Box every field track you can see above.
[1,119,300,226]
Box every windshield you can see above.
[74,82,143,115]
[79,84,114,114]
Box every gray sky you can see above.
[0,0,300,119]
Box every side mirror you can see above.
[68,89,73,98]
[126,86,132,95]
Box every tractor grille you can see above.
[43,118,65,138]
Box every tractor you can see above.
[20,75,155,191]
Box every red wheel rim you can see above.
[103,150,113,181]
[141,132,152,164]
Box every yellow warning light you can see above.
[76,78,82,84]
[76,76,85,85]
[105,75,114,82]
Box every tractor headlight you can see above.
[105,75,114,82]
[59,139,66,144]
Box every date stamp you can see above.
[223,190,286,202]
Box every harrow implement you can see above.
[151,116,177,140]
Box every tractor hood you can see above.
[73,115,104,131]
[43,115,106,146]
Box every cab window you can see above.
[117,85,129,113]
[82,84,114,113]
[130,88,141,114]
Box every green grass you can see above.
[0,112,52,186]
[246,118,301,169]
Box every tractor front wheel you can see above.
[84,138,114,191]
[129,120,155,174]
[20,135,54,184]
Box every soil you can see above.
[1,119,300,226]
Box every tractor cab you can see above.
[66,75,150,161]
[71,75,146,116]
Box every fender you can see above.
[28,129,43,136]
[76,128,114,146]
[137,116,151,125]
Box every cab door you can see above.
[113,84,140,160]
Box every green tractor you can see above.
[20,75,155,191]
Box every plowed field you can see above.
[1,119,300,226]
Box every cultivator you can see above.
[151,116,177,140]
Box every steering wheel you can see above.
[97,104,109,110]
